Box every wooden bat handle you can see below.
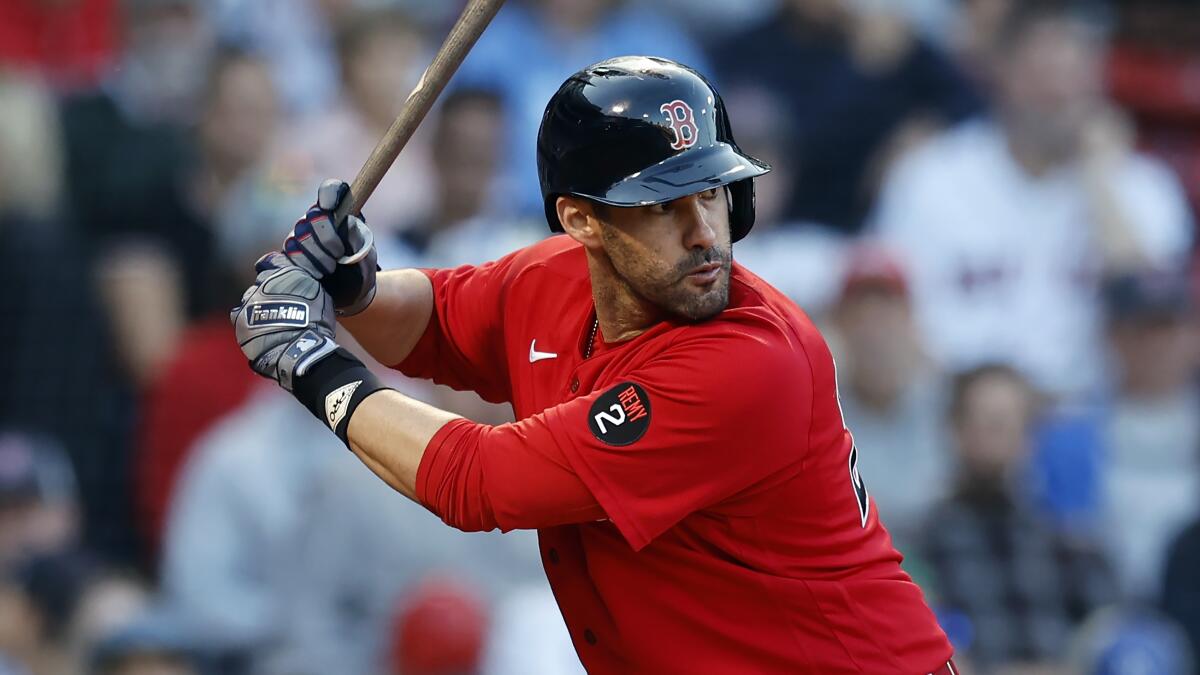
[333,0,506,249]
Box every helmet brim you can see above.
[579,144,771,207]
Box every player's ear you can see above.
[557,196,604,250]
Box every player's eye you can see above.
[700,188,719,200]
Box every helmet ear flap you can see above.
[728,179,756,242]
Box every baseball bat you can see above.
[335,0,507,263]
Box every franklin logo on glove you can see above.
[249,302,309,327]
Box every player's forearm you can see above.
[338,269,434,367]
[345,389,461,500]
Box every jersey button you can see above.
[584,629,597,645]
[569,377,580,393]
[547,548,559,565]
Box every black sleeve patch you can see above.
[587,382,651,446]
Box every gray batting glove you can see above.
[231,258,340,391]
[282,178,379,317]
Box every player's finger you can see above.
[316,178,350,212]
[302,208,347,259]
[285,231,335,277]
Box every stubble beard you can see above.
[606,236,733,322]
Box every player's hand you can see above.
[283,178,379,316]
[231,257,340,391]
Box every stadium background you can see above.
[0,0,1197,673]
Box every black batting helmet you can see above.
[536,56,771,242]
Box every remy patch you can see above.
[588,382,651,446]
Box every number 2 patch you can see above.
[588,382,652,446]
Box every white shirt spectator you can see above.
[873,119,1193,398]
[160,385,338,650]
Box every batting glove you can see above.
[283,179,379,317]
[231,259,340,391]
[231,254,388,442]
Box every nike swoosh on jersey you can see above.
[529,340,558,363]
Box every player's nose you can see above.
[678,194,717,251]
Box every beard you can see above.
[602,232,733,322]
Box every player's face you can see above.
[597,188,732,322]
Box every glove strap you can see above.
[291,348,389,445]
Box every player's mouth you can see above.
[686,261,723,286]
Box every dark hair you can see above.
[433,88,504,143]
[948,363,1037,424]
[201,45,269,103]
[440,88,503,117]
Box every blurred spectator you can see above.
[133,48,282,562]
[0,0,117,90]
[828,246,949,549]
[921,364,1115,670]
[0,435,79,568]
[263,450,551,675]
[713,0,983,234]
[158,388,339,661]
[452,0,711,214]
[192,49,281,268]
[874,2,1194,400]
[398,88,544,268]
[1069,606,1194,675]
[1098,270,1200,601]
[267,7,435,238]
[203,0,337,118]
[388,577,488,675]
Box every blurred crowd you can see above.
[0,0,1197,673]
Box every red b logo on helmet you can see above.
[660,100,699,150]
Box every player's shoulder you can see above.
[495,234,585,281]
[462,234,587,300]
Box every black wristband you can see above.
[291,348,389,445]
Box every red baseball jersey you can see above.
[398,236,952,674]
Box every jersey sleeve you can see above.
[393,253,521,403]
[488,325,814,550]
[416,418,608,533]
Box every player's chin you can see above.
[674,280,730,322]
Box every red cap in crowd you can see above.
[838,243,909,300]
[389,576,489,675]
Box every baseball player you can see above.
[232,56,957,673]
